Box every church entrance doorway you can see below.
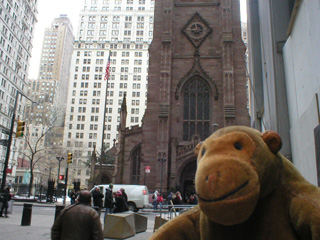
[95,173,111,185]
[179,159,197,203]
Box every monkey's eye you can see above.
[201,148,206,156]
[234,142,243,150]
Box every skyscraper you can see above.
[0,0,38,186]
[63,0,154,187]
[16,15,74,194]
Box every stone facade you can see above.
[116,0,249,199]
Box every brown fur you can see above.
[149,126,320,240]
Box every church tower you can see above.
[116,0,249,197]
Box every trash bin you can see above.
[7,200,14,214]
[21,203,33,226]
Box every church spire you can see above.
[120,93,127,131]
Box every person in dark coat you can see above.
[104,184,113,213]
[120,188,129,211]
[92,187,104,216]
[51,190,103,240]
[172,191,182,205]
[69,190,77,204]
[0,187,11,217]
[114,191,127,213]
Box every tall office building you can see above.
[0,0,38,186]
[63,0,154,187]
[15,16,74,194]
[25,15,74,128]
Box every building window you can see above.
[130,146,141,184]
[183,77,211,141]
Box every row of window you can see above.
[67,141,112,151]
[77,51,144,58]
[74,66,144,73]
[74,74,143,82]
[87,6,152,11]
[87,15,153,22]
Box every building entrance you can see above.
[179,160,197,203]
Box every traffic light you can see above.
[16,120,25,137]
[67,153,73,164]
[59,175,64,180]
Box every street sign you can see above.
[2,129,10,135]
[6,168,12,174]
[0,139,9,146]
[145,166,151,173]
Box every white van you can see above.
[93,184,149,212]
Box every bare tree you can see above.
[23,124,53,197]
[21,104,66,197]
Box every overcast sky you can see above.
[28,0,247,79]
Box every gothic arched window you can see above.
[131,145,141,184]
[183,76,210,141]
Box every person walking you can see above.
[51,190,103,240]
[152,190,159,210]
[157,193,163,210]
[167,192,173,205]
[120,188,129,211]
[69,190,77,204]
[0,187,11,217]
[104,184,113,214]
[92,187,104,216]
[172,191,182,205]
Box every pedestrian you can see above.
[104,184,114,222]
[157,193,163,210]
[0,187,11,217]
[69,190,77,204]
[51,190,103,240]
[187,194,197,204]
[114,190,127,213]
[167,192,173,205]
[92,187,104,216]
[152,190,158,210]
[120,188,129,211]
[172,191,182,205]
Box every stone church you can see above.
[94,0,249,199]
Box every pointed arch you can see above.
[182,75,211,141]
[130,144,141,184]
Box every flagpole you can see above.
[99,51,111,184]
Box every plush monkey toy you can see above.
[149,126,320,240]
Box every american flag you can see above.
[104,51,111,81]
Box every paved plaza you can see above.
[0,202,156,240]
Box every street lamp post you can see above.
[158,154,166,195]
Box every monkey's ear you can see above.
[261,131,282,154]
[195,142,203,156]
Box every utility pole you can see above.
[56,157,64,184]
[1,91,35,193]
[0,93,18,193]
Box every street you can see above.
[0,204,158,240]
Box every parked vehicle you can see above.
[93,184,149,212]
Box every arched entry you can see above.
[179,159,197,202]
[95,173,111,185]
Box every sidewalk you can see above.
[0,204,155,240]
